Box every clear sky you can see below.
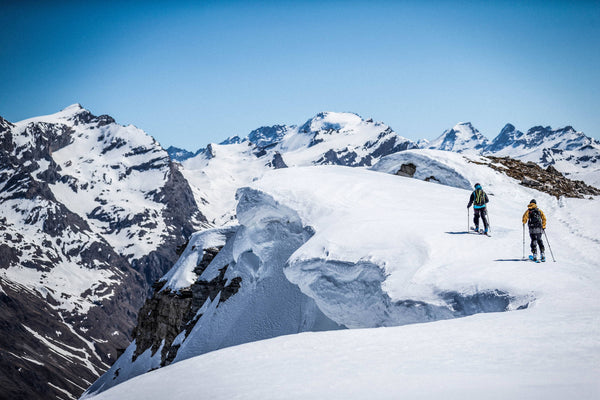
[1,0,599,150]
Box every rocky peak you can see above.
[248,124,289,148]
[219,135,244,145]
[166,146,195,162]
[486,123,523,152]
[0,115,15,131]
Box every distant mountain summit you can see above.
[166,145,196,162]
[427,122,490,153]
[486,123,521,152]
[248,124,292,148]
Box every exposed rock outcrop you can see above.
[483,156,600,198]
[129,246,239,367]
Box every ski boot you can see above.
[541,253,546,262]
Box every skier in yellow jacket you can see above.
[522,199,547,262]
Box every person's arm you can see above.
[485,192,489,204]
[467,192,474,208]
[522,209,529,224]
[541,210,547,229]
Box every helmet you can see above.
[474,183,481,189]
[530,199,537,204]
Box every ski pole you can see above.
[522,224,526,259]
[486,208,491,233]
[543,229,556,262]
[467,207,470,233]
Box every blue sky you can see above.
[1,1,599,149]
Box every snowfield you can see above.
[83,151,600,399]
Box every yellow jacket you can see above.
[522,203,546,229]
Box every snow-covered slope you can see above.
[0,105,204,400]
[83,152,600,399]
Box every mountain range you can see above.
[170,116,600,189]
[1,105,599,399]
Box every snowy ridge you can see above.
[4,105,599,400]
[84,155,599,399]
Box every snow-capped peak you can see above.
[15,103,116,129]
[298,111,364,134]
[486,123,522,153]
[61,103,84,113]
[428,122,489,153]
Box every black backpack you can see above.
[473,189,486,206]
[528,208,543,229]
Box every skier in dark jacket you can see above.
[467,183,489,233]
[522,199,547,261]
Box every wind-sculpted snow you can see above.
[250,167,532,329]
[285,258,454,328]
[173,188,342,362]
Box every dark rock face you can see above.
[313,128,417,167]
[267,152,288,169]
[487,123,521,153]
[0,107,205,400]
[166,146,195,162]
[248,125,288,148]
[132,163,207,286]
[127,245,243,370]
[395,163,417,177]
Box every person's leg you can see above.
[482,208,489,231]
[536,233,545,257]
[530,232,537,258]
[473,209,480,230]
